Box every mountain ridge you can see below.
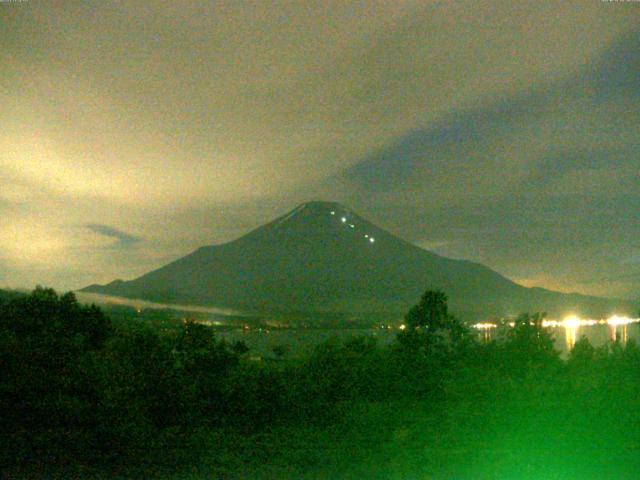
[81,201,636,320]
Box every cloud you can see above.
[312,30,640,299]
[336,29,640,198]
[1,2,638,298]
[85,224,142,247]
[2,1,636,205]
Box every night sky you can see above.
[1,1,639,299]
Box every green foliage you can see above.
[3,287,640,478]
[272,344,289,359]
[0,287,112,471]
[395,290,472,396]
[404,289,449,330]
[0,289,243,475]
[568,335,597,366]
[403,290,468,343]
[501,312,560,376]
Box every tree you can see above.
[0,287,113,470]
[402,290,466,344]
[174,321,239,422]
[568,335,596,366]
[404,290,449,331]
[502,312,559,375]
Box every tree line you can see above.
[1,287,639,478]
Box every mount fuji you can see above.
[81,201,633,320]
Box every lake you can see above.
[75,292,640,358]
[218,322,640,358]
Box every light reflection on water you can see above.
[477,323,639,353]
[218,323,640,358]
[565,324,578,350]
[554,323,637,353]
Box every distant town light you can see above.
[369,237,375,243]
[341,217,347,223]
[364,234,369,238]
[330,211,335,215]
[349,224,355,228]
[561,315,582,329]
[607,315,637,326]
[474,323,497,330]
[541,316,599,328]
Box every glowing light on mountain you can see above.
[369,237,375,243]
[349,224,355,228]
[330,211,335,215]
[341,217,347,223]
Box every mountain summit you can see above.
[82,201,631,320]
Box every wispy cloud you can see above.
[85,224,141,247]
[339,30,640,197]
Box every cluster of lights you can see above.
[607,315,638,326]
[541,315,597,328]
[473,323,497,330]
[473,315,640,331]
[330,211,375,243]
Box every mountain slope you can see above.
[82,201,634,320]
